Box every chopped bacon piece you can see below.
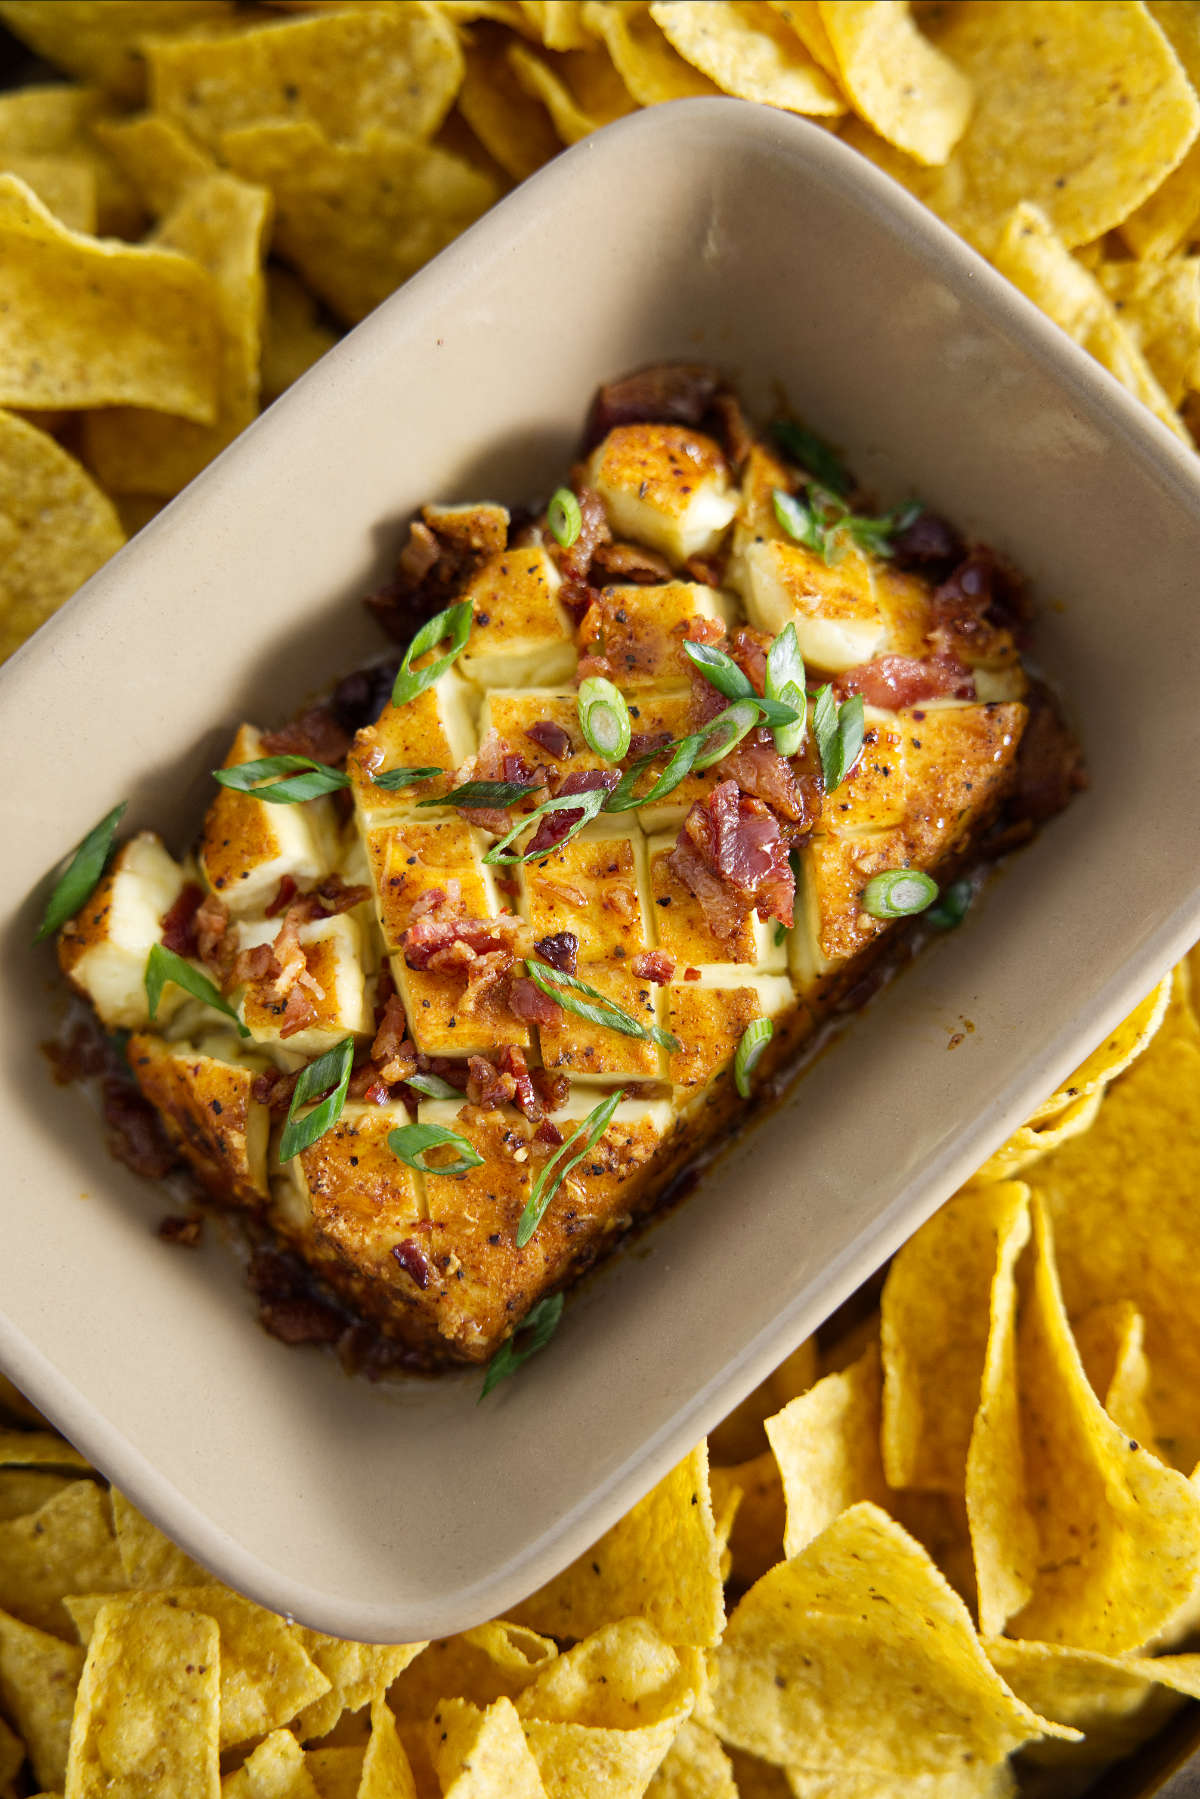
[455,728,544,835]
[233,941,276,986]
[462,948,516,1014]
[628,729,673,758]
[366,507,506,645]
[499,1044,540,1120]
[159,1213,203,1248]
[632,950,676,984]
[560,579,599,626]
[252,1066,300,1116]
[525,719,573,760]
[371,994,412,1076]
[508,976,564,1028]
[103,1079,175,1179]
[417,1055,471,1092]
[589,540,673,585]
[1006,683,1088,828]
[575,650,613,681]
[261,702,351,767]
[526,768,618,858]
[710,388,754,470]
[889,508,964,579]
[266,876,298,919]
[718,728,818,828]
[535,1118,565,1147]
[533,931,578,974]
[684,966,701,981]
[330,660,400,735]
[729,626,771,697]
[260,1296,345,1346]
[584,363,724,448]
[682,549,727,587]
[392,1239,431,1290]
[194,891,232,978]
[279,983,320,1040]
[670,779,796,937]
[531,1067,570,1114]
[836,653,975,710]
[932,546,1033,654]
[403,909,520,971]
[284,875,371,924]
[161,883,204,957]
[467,1054,517,1111]
[553,486,610,585]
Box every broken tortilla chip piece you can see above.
[0,153,96,233]
[91,113,217,218]
[0,1482,125,1639]
[389,1621,557,1724]
[815,1,971,167]
[708,1336,818,1466]
[0,1,236,103]
[428,1696,544,1799]
[983,1639,1200,1774]
[108,1489,213,1589]
[649,1,843,115]
[293,1634,426,1744]
[0,1470,79,1523]
[971,1090,1102,1185]
[507,40,636,142]
[1122,1,1200,259]
[766,1343,888,1559]
[1098,256,1200,408]
[0,1605,83,1792]
[1071,1298,1160,1456]
[582,2,718,105]
[644,1718,736,1798]
[0,83,144,237]
[1022,976,1171,1127]
[223,1728,319,1799]
[511,1443,725,1647]
[711,1502,1077,1773]
[260,266,339,405]
[708,1452,786,1590]
[520,0,594,51]
[458,27,563,180]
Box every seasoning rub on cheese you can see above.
[49,365,1083,1381]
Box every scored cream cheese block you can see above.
[65,416,1034,1367]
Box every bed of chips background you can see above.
[3,3,1200,1796]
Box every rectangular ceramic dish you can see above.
[2,98,1199,1643]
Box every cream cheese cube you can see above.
[742,539,886,672]
[57,832,190,1029]
[239,912,373,1060]
[588,424,738,565]
[200,724,337,916]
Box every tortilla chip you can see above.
[815,1,970,166]
[294,1636,426,1744]
[0,84,144,237]
[1098,256,1200,406]
[711,1502,1075,1773]
[390,1621,557,1723]
[219,120,500,325]
[645,1719,735,1798]
[844,1,1200,255]
[0,1483,125,1638]
[0,409,125,662]
[708,1452,786,1590]
[0,1606,83,1791]
[64,1595,220,1797]
[91,113,216,218]
[1123,2,1200,258]
[511,1443,725,1648]
[457,27,562,180]
[83,169,270,495]
[507,40,636,142]
[304,1747,364,1799]
[766,1344,887,1559]
[0,1,235,102]
[883,1181,1030,1495]
[261,266,339,405]
[1072,1298,1159,1454]
[428,1696,543,1798]
[709,1337,818,1466]
[223,1730,319,1799]
[109,1489,213,1589]
[765,2,838,77]
[582,2,718,104]
[519,1,594,50]
[788,1766,1015,1798]
[0,1712,20,1798]
[146,6,463,152]
[0,1471,79,1524]
[0,154,95,233]
[1023,976,1171,1126]
[649,1,843,114]
[970,1089,1104,1186]
[0,1431,89,1474]
[984,1639,1200,1772]
[0,175,220,420]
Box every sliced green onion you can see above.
[772,487,826,557]
[213,754,350,804]
[861,868,939,920]
[690,698,763,771]
[765,623,807,758]
[391,600,473,709]
[479,1292,564,1400]
[734,1016,774,1098]
[547,486,582,549]
[773,921,788,946]
[813,686,864,794]
[144,943,249,1038]
[605,736,701,813]
[388,1121,485,1178]
[419,779,540,809]
[482,785,607,865]
[516,1089,625,1249]
[837,501,924,561]
[577,676,632,762]
[682,638,755,703]
[34,800,126,944]
[371,765,444,791]
[404,1071,462,1100]
[278,1035,355,1161]
[771,419,852,498]
[925,877,973,932]
[523,961,680,1051]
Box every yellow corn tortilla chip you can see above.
[970,1088,1102,1185]
[709,1336,817,1466]
[649,1,843,114]
[788,1765,1015,1798]
[91,113,216,218]
[992,203,1189,440]
[83,169,271,496]
[815,1,970,166]
[512,1443,725,1647]
[1123,2,1200,258]
[0,1483,125,1638]
[1072,1298,1159,1455]
[0,84,144,238]
[428,1696,542,1798]
[998,1199,1200,1650]
[766,1344,887,1559]
[442,0,532,25]
[390,1621,557,1723]
[109,1489,213,1589]
[645,1719,735,1798]
[261,267,339,406]
[304,1747,364,1799]
[146,6,463,153]
[1023,976,1171,1126]
[519,0,594,50]
[358,1695,419,1799]
[0,1605,83,1791]
[1098,256,1200,406]
[219,120,500,326]
[708,1452,785,1589]
[64,1595,220,1798]
[0,1712,20,1798]
[0,1431,90,1474]
[0,2,235,102]
[0,175,220,421]
[1033,993,1200,1466]
[844,1,1200,255]
[507,40,636,142]
[711,1502,1076,1773]
[458,28,563,181]
[0,1471,79,1524]
[883,1181,1030,1494]
[516,1618,699,1730]
[765,2,838,77]
[0,410,125,663]
[294,1635,426,1744]
[223,1729,319,1799]
[984,1640,1200,1772]
[582,2,718,104]
[0,154,96,233]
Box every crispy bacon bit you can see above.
[233,941,276,986]
[366,506,506,645]
[194,891,232,978]
[836,652,975,710]
[575,650,613,681]
[266,876,298,919]
[535,1118,565,1147]
[371,993,417,1083]
[525,719,573,760]
[534,931,578,974]
[161,883,204,956]
[889,508,964,579]
[584,362,724,449]
[553,485,610,585]
[285,875,371,924]
[670,780,796,938]
[560,580,599,627]
[411,884,459,920]
[279,983,320,1040]
[500,1045,540,1119]
[103,1079,175,1179]
[249,1248,349,1345]
[531,1067,570,1114]
[403,908,520,971]
[589,540,673,585]
[467,1053,517,1111]
[684,965,701,981]
[604,884,640,922]
[261,702,351,767]
[1006,683,1088,828]
[628,729,673,758]
[719,729,818,829]
[456,728,545,835]
[159,1213,203,1248]
[526,768,619,858]
[729,626,771,697]
[632,950,676,984]
[508,976,564,1028]
[392,1239,432,1290]
[252,1066,300,1116]
[682,550,727,587]
[44,1012,112,1084]
[417,1055,471,1092]
[710,388,754,470]
[932,546,1033,654]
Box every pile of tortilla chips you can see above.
[2,1,1200,664]
[1,957,1199,1797]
